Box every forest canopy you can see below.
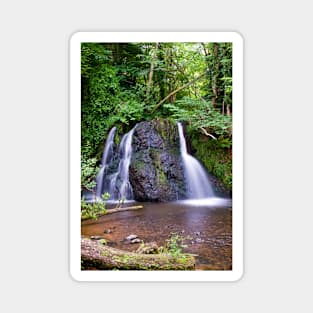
[81,42,233,189]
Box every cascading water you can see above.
[90,121,229,206]
[177,122,214,199]
[96,127,135,202]
[96,126,116,198]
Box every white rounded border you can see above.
[70,32,243,282]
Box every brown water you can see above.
[81,201,232,270]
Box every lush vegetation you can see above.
[81,42,233,191]
[81,193,109,219]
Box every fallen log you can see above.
[105,205,143,215]
[81,238,196,270]
[81,205,143,221]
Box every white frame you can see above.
[70,32,243,282]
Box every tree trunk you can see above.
[211,43,219,108]
[145,43,159,104]
[226,104,231,116]
[81,238,196,270]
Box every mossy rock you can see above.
[129,119,186,202]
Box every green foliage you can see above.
[162,233,189,257]
[102,192,110,200]
[81,156,98,191]
[99,239,107,245]
[81,44,120,155]
[191,135,232,190]
[202,42,232,112]
[114,93,146,125]
[81,193,109,220]
[81,43,151,158]
[81,42,233,190]
[165,97,232,138]
[81,43,112,79]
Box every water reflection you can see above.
[81,201,232,270]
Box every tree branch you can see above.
[151,71,207,113]
[200,127,217,140]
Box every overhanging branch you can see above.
[151,71,208,113]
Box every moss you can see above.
[157,167,167,184]
[152,118,178,146]
[149,148,168,186]
[83,238,195,270]
[190,133,232,190]
[132,158,145,170]
[114,132,120,146]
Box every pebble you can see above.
[126,234,138,241]
[90,235,102,240]
[131,238,141,244]
[195,238,204,243]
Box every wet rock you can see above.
[129,119,186,202]
[90,236,102,240]
[126,234,138,241]
[195,238,204,243]
[104,229,113,234]
[130,238,142,244]
[136,242,159,254]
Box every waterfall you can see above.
[177,122,214,199]
[96,126,116,198]
[96,127,135,202]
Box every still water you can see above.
[81,200,232,270]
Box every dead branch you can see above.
[200,127,217,140]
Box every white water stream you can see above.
[177,122,214,199]
[96,127,135,202]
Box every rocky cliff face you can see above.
[129,119,186,202]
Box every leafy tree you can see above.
[80,42,233,190]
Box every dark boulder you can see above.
[129,119,186,202]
